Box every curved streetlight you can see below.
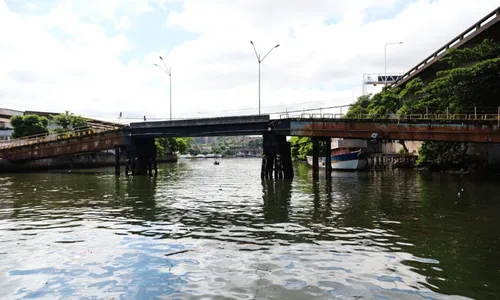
[250,41,280,115]
[154,56,172,120]
[384,41,403,86]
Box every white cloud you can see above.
[23,2,38,10]
[116,16,132,31]
[0,0,499,121]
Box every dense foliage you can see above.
[290,137,312,160]
[155,137,192,157]
[187,136,262,156]
[346,39,500,167]
[50,111,90,132]
[10,114,49,138]
[10,111,91,139]
[289,136,330,161]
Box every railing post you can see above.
[426,107,428,119]
[475,106,477,120]
[498,106,499,126]
[446,108,449,119]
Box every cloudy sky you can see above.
[0,0,498,121]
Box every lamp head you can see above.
[250,41,253,45]
[159,56,163,60]
[275,44,280,48]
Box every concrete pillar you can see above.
[153,156,158,176]
[325,138,332,180]
[312,137,320,180]
[115,147,120,175]
[281,141,294,179]
[262,134,293,180]
[127,138,156,176]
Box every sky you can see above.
[0,0,499,121]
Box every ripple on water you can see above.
[0,160,498,299]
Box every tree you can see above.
[289,136,331,160]
[345,94,371,117]
[50,111,90,132]
[10,114,49,138]
[346,38,500,166]
[155,137,193,157]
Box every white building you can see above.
[0,108,23,141]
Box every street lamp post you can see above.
[250,41,280,115]
[384,42,403,86]
[154,56,172,121]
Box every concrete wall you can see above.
[331,138,421,155]
[382,141,422,155]
[0,152,177,173]
[331,138,367,149]
[0,129,12,141]
[488,144,500,167]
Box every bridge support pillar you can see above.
[115,147,120,175]
[261,134,293,180]
[324,137,332,180]
[312,137,320,180]
[125,138,157,176]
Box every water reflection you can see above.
[261,179,292,223]
[0,159,499,299]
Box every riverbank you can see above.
[0,153,177,173]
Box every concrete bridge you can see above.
[391,6,500,89]
[1,113,499,178]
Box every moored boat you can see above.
[307,151,367,170]
[306,138,368,171]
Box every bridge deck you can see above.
[0,114,499,162]
[128,115,271,137]
[0,130,124,161]
[287,118,500,143]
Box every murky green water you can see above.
[0,159,499,300]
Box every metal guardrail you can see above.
[0,124,121,150]
[279,109,500,125]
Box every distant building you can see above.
[0,108,23,141]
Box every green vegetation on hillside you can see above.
[346,39,500,167]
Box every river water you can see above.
[0,159,499,300]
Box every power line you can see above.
[83,100,354,121]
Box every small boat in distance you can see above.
[306,138,368,170]
[214,161,220,165]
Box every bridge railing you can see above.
[279,108,500,124]
[0,124,121,150]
